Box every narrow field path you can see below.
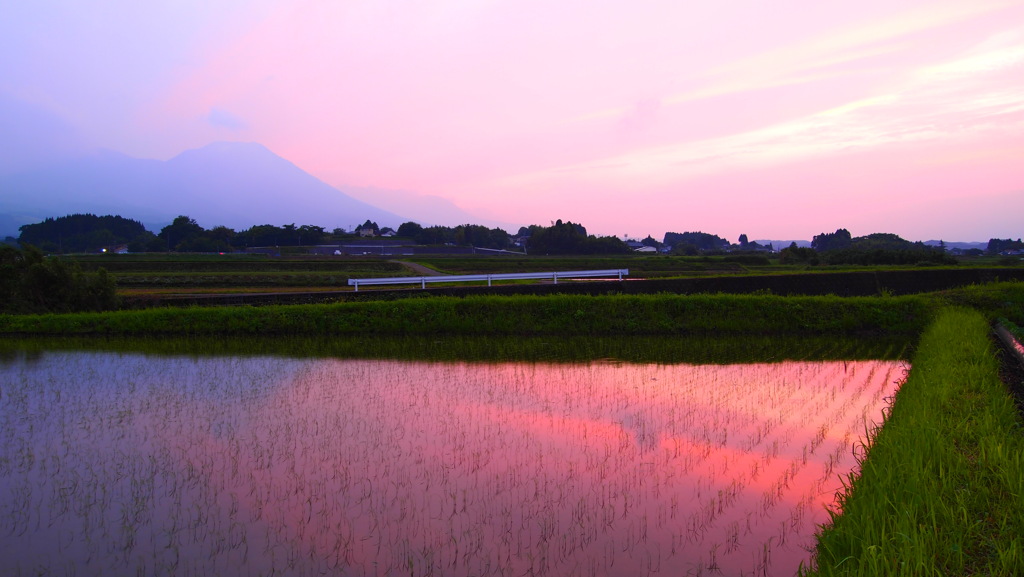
[392,260,445,276]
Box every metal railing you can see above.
[348,269,629,291]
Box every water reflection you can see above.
[0,352,904,576]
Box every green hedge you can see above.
[0,293,934,336]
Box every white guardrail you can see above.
[348,269,629,291]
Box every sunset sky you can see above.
[3,0,1023,241]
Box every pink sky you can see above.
[3,0,1023,241]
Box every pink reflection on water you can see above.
[0,353,904,576]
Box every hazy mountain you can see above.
[754,240,812,250]
[0,141,409,236]
[922,240,987,251]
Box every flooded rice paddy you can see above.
[0,348,904,576]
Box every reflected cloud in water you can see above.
[0,352,904,576]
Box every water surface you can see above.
[0,349,903,576]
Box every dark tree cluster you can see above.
[663,231,729,255]
[0,245,118,314]
[800,229,955,265]
[233,222,327,249]
[779,243,819,265]
[17,212,524,254]
[811,228,853,252]
[395,222,512,250]
[17,214,342,253]
[19,214,148,254]
[526,220,631,255]
[987,238,1024,254]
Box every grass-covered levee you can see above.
[802,308,1024,576]
[0,292,935,336]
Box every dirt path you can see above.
[392,260,445,276]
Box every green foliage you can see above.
[811,230,956,265]
[0,292,934,336]
[416,225,456,245]
[804,308,1024,576]
[527,220,631,255]
[823,246,955,265]
[663,231,729,251]
[397,221,424,238]
[453,224,512,249]
[987,237,1024,254]
[780,242,819,265]
[0,245,119,314]
[18,213,148,253]
[405,223,512,249]
[812,228,853,252]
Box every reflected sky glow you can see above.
[0,352,904,576]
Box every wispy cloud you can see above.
[510,23,1024,190]
[567,0,1019,127]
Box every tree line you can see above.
[10,215,1014,264]
[777,229,956,265]
[11,214,638,255]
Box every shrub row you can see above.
[0,293,935,336]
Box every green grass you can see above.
[935,281,1024,326]
[803,308,1024,576]
[0,293,935,336]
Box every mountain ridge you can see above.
[0,141,411,236]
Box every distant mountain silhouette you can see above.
[0,141,409,235]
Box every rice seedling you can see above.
[0,344,904,576]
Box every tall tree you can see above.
[397,221,424,239]
[811,228,852,252]
[159,216,205,251]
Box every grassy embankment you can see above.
[803,307,1024,576]
[0,292,934,336]
[2,277,1021,337]
[73,253,412,295]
